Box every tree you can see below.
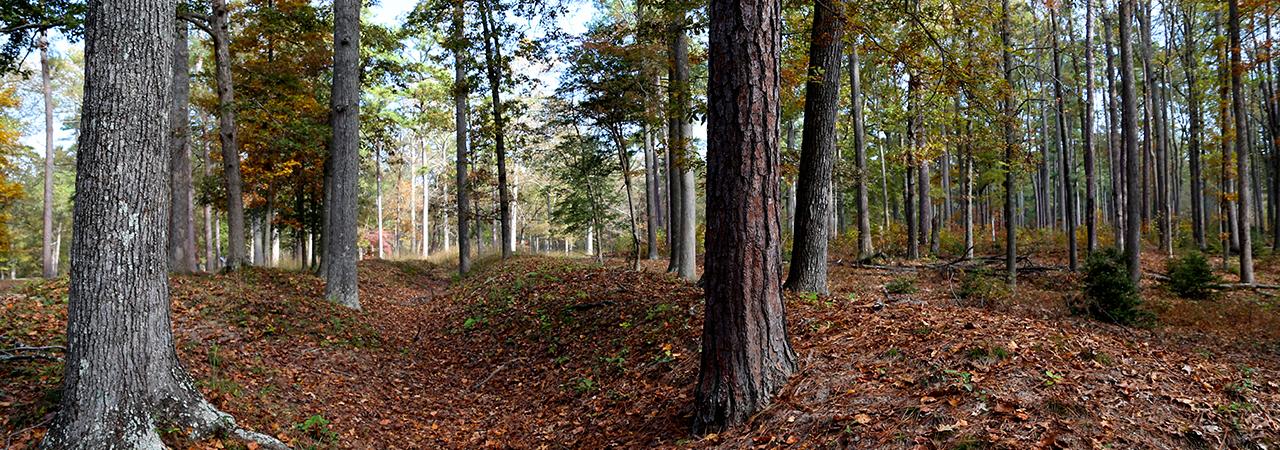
[849,43,873,260]
[1228,0,1252,284]
[40,30,55,278]
[169,20,197,274]
[786,0,843,294]
[1119,0,1141,283]
[695,0,796,433]
[479,0,513,259]
[324,0,361,309]
[41,2,280,447]
[1182,2,1206,250]
[666,9,696,281]
[452,0,471,274]
[1000,0,1017,284]
[1050,5,1076,271]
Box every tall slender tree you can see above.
[479,0,514,259]
[324,0,361,309]
[850,43,873,260]
[39,30,55,278]
[786,0,843,294]
[695,0,795,433]
[453,0,472,275]
[1228,0,1253,284]
[1120,0,1142,283]
[169,20,198,274]
[667,10,697,281]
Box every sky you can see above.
[17,0,602,152]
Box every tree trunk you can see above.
[209,0,247,271]
[1001,0,1017,284]
[479,0,513,259]
[1120,0,1142,283]
[43,3,281,447]
[695,0,795,433]
[668,15,697,281]
[323,0,361,309]
[645,124,660,259]
[40,30,56,278]
[615,132,641,270]
[905,73,919,260]
[375,145,384,259]
[1081,0,1097,254]
[1229,0,1254,284]
[785,0,842,294]
[849,44,873,259]
[453,0,471,274]
[1051,8,1077,271]
[168,21,197,274]
[1183,4,1206,250]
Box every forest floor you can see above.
[2,247,1280,449]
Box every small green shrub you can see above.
[1164,252,1219,300]
[296,414,339,443]
[958,268,1009,305]
[885,276,918,294]
[1076,248,1148,325]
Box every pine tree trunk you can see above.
[1120,0,1142,283]
[211,0,246,270]
[696,0,795,432]
[323,0,361,309]
[40,30,56,278]
[785,0,842,294]
[453,0,471,274]
[849,44,873,259]
[44,3,283,447]
[1229,0,1254,284]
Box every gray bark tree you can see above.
[1120,0,1142,283]
[785,0,843,294]
[169,20,197,274]
[42,2,283,447]
[1228,0,1253,284]
[453,0,472,275]
[667,14,697,281]
[479,0,514,259]
[323,0,361,309]
[40,30,55,278]
[849,44,873,260]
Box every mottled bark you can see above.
[323,0,361,309]
[695,0,796,433]
[786,0,843,294]
[43,2,282,448]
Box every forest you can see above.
[1,0,1279,447]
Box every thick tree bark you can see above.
[695,0,796,434]
[786,0,843,294]
[323,0,361,309]
[1120,0,1142,283]
[849,44,873,259]
[209,0,246,270]
[43,2,282,448]
[453,0,471,275]
[1051,8,1077,271]
[40,30,55,278]
[1001,0,1017,285]
[667,16,697,281]
[479,0,513,259]
[1229,0,1254,284]
[169,21,197,274]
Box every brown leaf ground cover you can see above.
[2,252,1278,449]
